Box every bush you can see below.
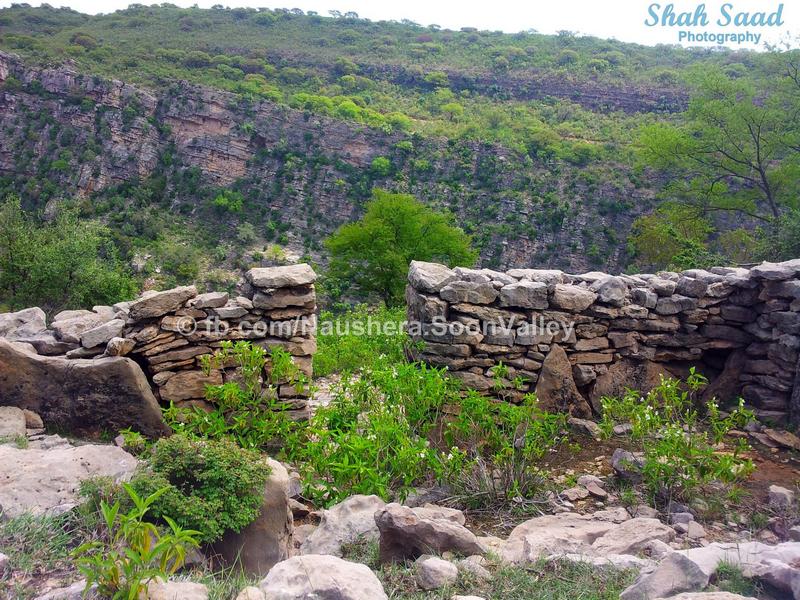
[164,341,310,451]
[129,435,269,543]
[599,369,755,504]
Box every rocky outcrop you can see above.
[408,260,800,420]
[0,440,138,517]
[299,494,386,556]
[0,264,318,434]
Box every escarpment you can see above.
[0,51,657,273]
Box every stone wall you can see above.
[0,264,317,422]
[406,260,800,424]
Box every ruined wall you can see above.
[1,264,317,419]
[406,260,800,423]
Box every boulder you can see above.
[247,264,317,288]
[591,518,675,555]
[80,318,124,348]
[620,553,710,600]
[51,313,109,344]
[299,494,386,556]
[210,458,292,576]
[501,512,616,563]
[0,307,47,339]
[409,261,457,293]
[236,588,266,600]
[258,554,387,600]
[145,580,208,600]
[534,345,592,416]
[655,594,756,600]
[0,339,169,438]
[751,260,800,280]
[414,556,458,591]
[0,442,138,517]
[0,405,27,439]
[550,284,597,312]
[127,286,197,320]
[412,503,466,526]
[375,503,486,563]
[17,331,77,355]
[0,551,8,577]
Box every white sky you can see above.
[2,0,798,49]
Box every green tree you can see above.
[0,196,137,313]
[325,190,478,306]
[639,71,800,222]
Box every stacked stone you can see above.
[406,259,800,422]
[0,264,318,420]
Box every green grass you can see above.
[342,540,636,599]
[314,305,408,376]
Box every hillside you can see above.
[0,4,789,290]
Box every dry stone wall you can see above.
[0,264,317,422]
[406,260,800,424]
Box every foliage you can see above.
[129,434,268,543]
[756,208,800,261]
[72,484,200,600]
[164,341,310,451]
[0,195,137,313]
[314,304,408,376]
[325,189,477,306]
[599,369,755,504]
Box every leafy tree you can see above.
[639,71,800,222]
[0,196,137,313]
[325,190,478,306]
[441,102,464,121]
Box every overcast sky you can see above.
[2,0,798,49]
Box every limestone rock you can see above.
[620,553,710,600]
[409,261,457,293]
[440,281,499,305]
[145,580,208,600]
[81,318,125,348]
[300,494,386,556]
[128,286,197,320]
[236,588,266,600]
[258,554,387,600]
[33,579,96,600]
[105,336,136,356]
[0,339,169,437]
[191,291,229,309]
[211,458,292,576]
[611,448,645,483]
[501,512,616,563]
[0,307,47,339]
[655,594,756,600]
[551,284,597,312]
[253,287,314,310]
[159,369,223,402]
[768,484,795,508]
[0,442,138,517]
[591,518,675,555]
[51,313,109,344]
[0,405,27,439]
[375,503,486,563]
[535,345,592,416]
[414,556,458,591]
[498,280,548,309]
[591,276,628,306]
[247,264,316,288]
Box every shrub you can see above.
[164,342,309,452]
[129,435,269,544]
[73,484,200,599]
[599,368,755,504]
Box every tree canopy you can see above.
[0,196,138,313]
[325,190,478,306]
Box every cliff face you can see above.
[0,51,656,273]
